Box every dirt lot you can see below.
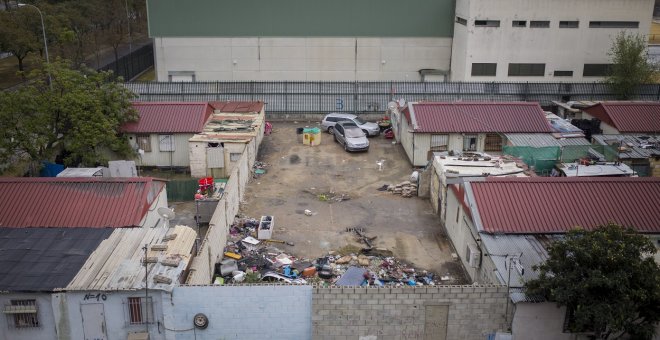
[240,122,467,283]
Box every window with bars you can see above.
[430,134,449,152]
[463,135,478,151]
[583,64,612,77]
[530,20,550,28]
[159,135,175,152]
[456,16,467,26]
[126,297,153,325]
[508,63,545,76]
[559,21,579,28]
[136,135,151,152]
[471,63,497,76]
[484,133,502,151]
[4,300,39,328]
[474,20,500,27]
[589,21,638,28]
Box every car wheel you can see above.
[327,126,334,134]
[344,143,348,152]
[362,129,369,137]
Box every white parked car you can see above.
[321,113,380,136]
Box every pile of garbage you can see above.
[378,180,418,198]
[215,217,454,286]
[253,161,270,178]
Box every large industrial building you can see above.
[147,0,653,82]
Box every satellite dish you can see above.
[397,98,406,107]
[158,207,176,220]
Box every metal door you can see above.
[424,304,449,340]
[80,303,107,340]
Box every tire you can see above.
[362,129,369,137]
[344,143,349,152]
[318,270,334,279]
[327,126,334,134]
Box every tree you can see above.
[606,32,658,99]
[525,223,660,339]
[0,60,138,173]
[0,8,41,75]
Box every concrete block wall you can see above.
[164,285,312,340]
[312,285,509,340]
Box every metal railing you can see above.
[124,81,660,113]
[100,44,154,81]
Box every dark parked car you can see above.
[333,121,369,152]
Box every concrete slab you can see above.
[240,122,467,283]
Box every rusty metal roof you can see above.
[122,102,213,133]
[466,177,660,234]
[583,102,660,133]
[0,177,166,228]
[406,102,553,133]
[209,101,264,113]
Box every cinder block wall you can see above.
[312,285,509,340]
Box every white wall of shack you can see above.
[451,0,653,81]
[160,285,312,340]
[128,133,193,168]
[0,293,57,340]
[154,37,452,82]
[512,302,572,340]
[54,290,166,340]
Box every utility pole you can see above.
[143,244,149,335]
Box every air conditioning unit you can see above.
[466,244,481,268]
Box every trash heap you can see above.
[377,180,418,198]
[253,161,269,178]
[215,217,453,286]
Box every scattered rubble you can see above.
[253,161,270,178]
[382,180,418,198]
[215,216,455,286]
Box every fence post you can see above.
[656,84,660,101]
[285,81,288,114]
[353,81,358,114]
[318,82,322,113]
[591,82,596,100]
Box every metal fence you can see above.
[124,81,660,113]
[100,44,154,81]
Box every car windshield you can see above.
[345,127,365,138]
[353,117,367,124]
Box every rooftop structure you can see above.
[582,102,660,134]
[555,162,636,177]
[190,102,265,143]
[122,102,213,133]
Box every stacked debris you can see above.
[385,180,418,197]
[253,161,270,178]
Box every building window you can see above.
[456,16,467,26]
[126,297,153,325]
[136,135,151,152]
[159,135,175,152]
[230,153,242,162]
[530,20,550,28]
[583,64,612,77]
[471,63,497,76]
[589,21,639,28]
[559,21,579,28]
[512,20,527,27]
[554,70,574,77]
[484,133,502,152]
[4,300,39,328]
[430,134,449,152]
[463,135,478,151]
[508,63,545,76]
[475,20,500,27]
[167,71,196,82]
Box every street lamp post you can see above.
[18,3,52,89]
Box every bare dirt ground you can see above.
[240,122,467,283]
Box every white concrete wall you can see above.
[129,133,193,168]
[582,112,620,134]
[138,187,169,229]
[0,293,57,340]
[451,0,653,81]
[445,189,481,282]
[163,285,312,340]
[57,291,166,340]
[154,37,452,81]
[512,302,572,340]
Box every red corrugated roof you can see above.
[121,102,212,133]
[405,102,553,133]
[209,101,264,113]
[0,177,165,228]
[582,102,660,133]
[468,177,660,234]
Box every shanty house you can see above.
[391,102,554,166]
[444,177,660,340]
[592,134,660,177]
[121,102,213,169]
[0,177,186,340]
[189,101,265,178]
[581,102,660,135]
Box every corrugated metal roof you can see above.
[583,102,660,133]
[122,102,212,133]
[0,228,113,292]
[505,134,561,147]
[0,177,165,228]
[66,225,196,291]
[592,134,660,159]
[406,102,554,133]
[555,137,591,146]
[209,101,264,113]
[467,177,660,234]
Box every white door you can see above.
[81,303,107,340]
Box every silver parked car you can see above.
[321,112,380,136]
[333,121,369,152]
